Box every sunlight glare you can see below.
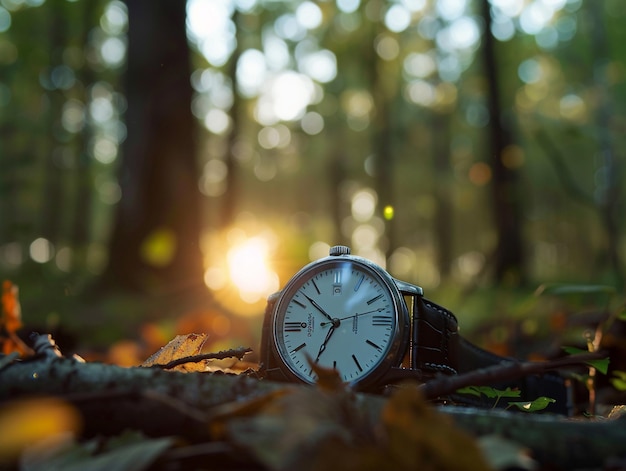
[256,71,315,124]
[296,1,323,30]
[227,237,279,303]
[187,0,236,67]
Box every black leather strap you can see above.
[412,297,459,375]
[413,296,571,414]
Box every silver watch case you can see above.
[261,247,422,391]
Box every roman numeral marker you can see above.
[284,322,305,332]
[372,315,392,326]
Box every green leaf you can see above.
[611,371,626,391]
[456,386,482,397]
[588,358,610,375]
[561,346,610,374]
[613,370,626,381]
[611,377,626,392]
[508,397,556,412]
[535,283,616,297]
[457,386,520,399]
[561,346,586,355]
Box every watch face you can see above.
[271,257,407,387]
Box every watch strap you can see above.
[412,297,460,375]
[414,295,571,414]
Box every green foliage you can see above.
[535,284,617,297]
[610,371,626,392]
[507,397,556,413]
[457,386,521,400]
[562,346,610,375]
[457,386,557,412]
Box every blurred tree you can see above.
[39,3,67,246]
[366,2,397,257]
[480,0,525,285]
[101,1,205,295]
[70,1,98,255]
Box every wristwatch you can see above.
[260,245,570,412]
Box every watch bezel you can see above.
[267,252,410,391]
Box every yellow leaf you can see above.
[141,333,208,368]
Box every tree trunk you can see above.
[1,352,625,470]
[367,7,396,259]
[587,1,624,287]
[40,2,68,246]
[70,1,98,258]
[432,112,453,278]
[480,0,525,285]
[101,1,204,295]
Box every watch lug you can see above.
[393,278,423,296]
[267,291,281,304]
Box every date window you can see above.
[333,271,342,295]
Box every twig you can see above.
[156,347,252,370]
[420,351,606,400]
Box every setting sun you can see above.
[226,237,279,304]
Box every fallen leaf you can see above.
[0,281,33,356]
[141,333,207,370]
[20,430,174,471]
[380,384,493,471]
[0,397,82,463]
[478,435,536,471]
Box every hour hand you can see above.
[314,325,335,363]
[304,294,333,321]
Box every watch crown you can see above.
[329,245,351,256]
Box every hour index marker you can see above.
[352,354,363,372]
[312,279,320,295]
[354,274,364,292]
[291,343,307,353]
[366,339,382,351]
[285,322,305,332]
[372,315,392,326]
[367,294,383,305]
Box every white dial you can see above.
[273,260,399,385]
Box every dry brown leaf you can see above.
[0,281,33,357]
[208,388,292,440]
[141,333,207,370]
[380,384,493,471]
[308,356,346,392]
[226,385,366,471]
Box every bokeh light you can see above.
[203,226,280,314]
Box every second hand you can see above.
[320,307,385,326]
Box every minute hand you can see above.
[304,294,334,321]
